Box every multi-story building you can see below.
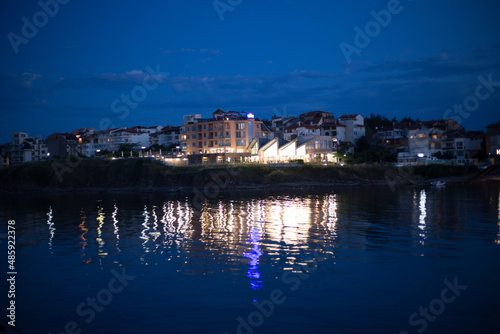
[150,126,180,147]
[109,128,150,151]
[441,130,483,160]
[180,109,265,164]
[337,114,366,143]
[91,127,150,154]
[9,132,48,164]
[407,119,463,158]
[283,122,321,141]
[486,122,500,156]
[46,133,78,158]
[372,122,410,153]
[0,144,10,167]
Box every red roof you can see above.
[339,114,360,118]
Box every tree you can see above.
[400,116,420,124]
[118,143,136,152]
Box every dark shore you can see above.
[0,158,485,194]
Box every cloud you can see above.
[52,68,168,90]
[20,72,42,88]
[0,72,47,110]
[161,48,223,55]
[360,46,500,80]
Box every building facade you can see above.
[486,122,500,156]
[180,110,265,162]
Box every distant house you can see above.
[247,138,289,163]
[283,122,321,141]
[296,136,337,163]
[247,135,337,163]
[486,122,500,156]
[320,122,346,141]
[441,130,483,159]
[372,122,411,153]
[46,133,78,158]
[337,114,365,144]
[109,128,150,151]
[0,144,10,167]
[407,119,463,158]
[150,126,180,147]
[8,131,48,164]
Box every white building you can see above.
[9,132,48,164]
[247,136,337,163]
[150,126,180,147]
[283,122,320,141]
[337,114,365,143]
[407,119,463,158]
[442,130,483,159]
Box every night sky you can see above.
[1,0,500,145]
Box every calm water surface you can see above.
[1,184,500,334]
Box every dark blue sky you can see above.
[1,0,500,144]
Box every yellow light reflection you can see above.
[96,204,107,257]
[79,208,90,263]
[188,194,340,272]
[112,203,120,253]
[141,205,150,252]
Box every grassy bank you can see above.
[0,158,477,192]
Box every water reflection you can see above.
[79,208,90,263]
[244,222,264,290]
[46,206,54,251]
[35,187,500,270]
[418,189,427,244]
[497,188,500,245]
[112,203,120,253]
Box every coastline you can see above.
[0,158,488,195]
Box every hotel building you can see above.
[180,110,267,163]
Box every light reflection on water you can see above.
[37,188,500,262]
[2,184,500,333]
